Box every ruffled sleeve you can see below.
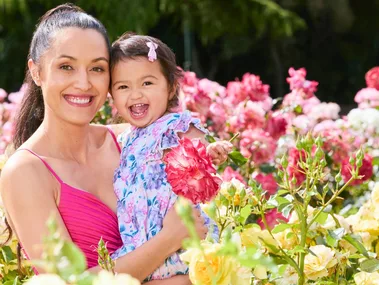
[147,111,208,161]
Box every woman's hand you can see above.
[162,205,207,252]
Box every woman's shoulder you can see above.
[0,149,56,200]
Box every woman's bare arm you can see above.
[0,153,73,272]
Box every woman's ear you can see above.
[28,59,41,86]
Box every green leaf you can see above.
[315,211,329,225]
[259,163,276,174]
[360,258,379,273]
[329,228,345,240]
[281,203,294,219]
[343,234,369,258]
[57,241,87,280]
[372,156,379,166]
[240,205,252,223]
[272,223,292,234]
[228,150,248,166]
[205,134,216,143]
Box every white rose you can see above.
[25,274,66,285]
[93,270,140,285]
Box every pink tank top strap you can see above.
[106,126,121,153]
[17,149,63,184]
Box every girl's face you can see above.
[111,57,173,128]
[30,27,110,126]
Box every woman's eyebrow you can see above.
[57,55,109,63]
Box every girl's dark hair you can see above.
[13,3,111,150]
[2,2,110,264]
[111,33,183,110]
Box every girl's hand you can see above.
[206,140,233,165]
[162,205,208,251]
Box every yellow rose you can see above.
[93,270,140,285]
[354,271,379,285]
[273,229,297,250]
[304,245,337,280]
[24,274,66,285]
[181,242,234,285]
[240,226,277,249]
[219,179,249,206]
[275,265,298,285]
[370,183,379,205]
[230,265,252,285]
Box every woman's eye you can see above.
[118,85,129,90]
[142,81,153,86]
[60,65,73,71]
[92,67,105,72]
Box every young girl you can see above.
[110,33,232,281]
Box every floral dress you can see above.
[112,111,219,281]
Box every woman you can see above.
[0,4,206,284]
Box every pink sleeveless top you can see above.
[21,128,123,269]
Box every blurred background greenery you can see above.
[0,0,378,109]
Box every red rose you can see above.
[258,209,288,229]
[163,137,222,204]
[341,154,373,185]
[365,67,379,90]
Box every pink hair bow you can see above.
[146,41,158,62]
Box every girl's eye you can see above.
[60,65,73,71]
[142,81,153,86]
[118,85,129,90]
[92,67,105,72]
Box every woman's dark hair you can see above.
[13,3,111,150]
[2,2,110,265]
[111,33,183,110]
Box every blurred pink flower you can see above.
[222,166,246,184]
[226,81,246,105]
[0,89,7,102]
[8,83,27,104]
[365,67,379,90]
[209,102,227,130]
[229,101,266,132]
[354,88,379,109]
[341,154,373,185]
[265,111,288,140]
[307,102,340,121]
[252,172,277,196]
[240,129,276,165]
[287,148,307,185]
[286,67,318,98]
[241,73,270,102]
[198,79,226,100]
[258,209,287,229]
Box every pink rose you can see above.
[286,67,318,98]
[163,137,222,204]
[341,154,373,185]
[240,129,276,165]
[258,209,287,229]
[226,81,246,105]
[287,148,307,185]
[354,88,379,109]
[241,73,270,102]
[0,88,7,102]
[222,166,246,184]
[265,111,288,140]
[365,67,379,90]
[252,172,277,196]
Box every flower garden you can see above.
[1,66,379,284]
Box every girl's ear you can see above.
[28,59,42,86]
[169,81,178,100]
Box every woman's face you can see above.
[34,27,110,125]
